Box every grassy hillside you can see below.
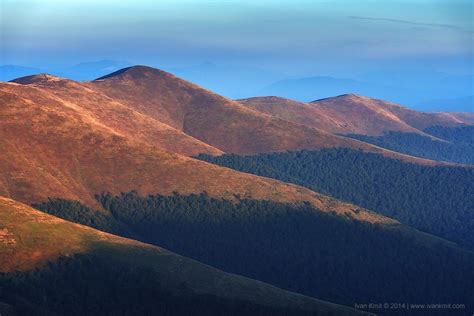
[87,66,423,157]
[0,196,362,315]
[197,148,474,249]
[9,75,223,157]
[309,94,469,133]
[33,192,474,314]
[241,94,471,137]
[0,80,391,226]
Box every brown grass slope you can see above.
[312,94,473,134]
[87,66,389,155]
[240,94,473,136]
[447,112,474,125]
[9,69,442,166]
[10,74,223,157]
[0,196,366,315]
[239,96,364,135]
[0,82,391,224]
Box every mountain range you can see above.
[258,72,474,112]
[3,62,472,112]
[239,94,474,136]
[0,61,132,83]
[1,65,473,315]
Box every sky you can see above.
[1,0,473,76]
[1,0,473,110]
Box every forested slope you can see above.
[33,192,474,314]
[197,148,474,249]
[347,126,474,164]
[0,197,358,316]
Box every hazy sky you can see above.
[1,0,473,76]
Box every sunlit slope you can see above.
[88,66,391,155]
[240,94,472,136]
[10,74,223,157]
[0,83,390,224]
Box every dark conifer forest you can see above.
[1,245,321,316]
[31,192,474,314]
[196,148,474,249]
[346,126,474,164]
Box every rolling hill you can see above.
[240,94,472,136]
[237,96,343,134]
[258,71,474,111]
[239,94,474,164]
[2,65,474,314]
[0,66,44,82]
[9,74,223,157]
[0,196,362,315]
[258,76,364,102]
[86,66,395,155]
[0,80,391,225]
[8,67,447,166]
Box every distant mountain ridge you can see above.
[0,60,132,82]
[259,72,474,112]
[259,76,364,102]
[0,65,45,81]
[416,95,474,112]
[87,65,406,157]
[168,62,286,99]
[239,94,474,164]
[4,63,472,112]
[239,94,473,136]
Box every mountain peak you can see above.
[94,65,172,81]
[238,96,309,109]
[10,73,66,85]
[238,96,296,103]
[311,93,367,103]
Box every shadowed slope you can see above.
[197,148,474,248]
[0,196,364,315]
[0,82,391,224]
[30,191,474,314]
